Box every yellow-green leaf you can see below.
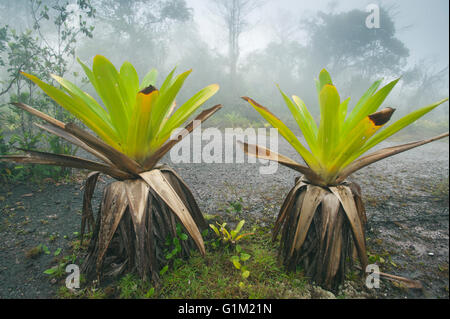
[157,84,219,148]
[278,86,318,156]
[120,61,140,113]
[21,71,120,149]
[139,68,158,90]
[150,70,192,141]
[92,55,130,141]
[317,84,340,163]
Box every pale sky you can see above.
[187,0,449,69]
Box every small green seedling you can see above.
[160,223,189,275]
[230,245,252,288]
[209,220,254,245]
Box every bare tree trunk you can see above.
[212,0,263,94]
[228,0,239,94]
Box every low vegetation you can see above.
[55,221,315,299]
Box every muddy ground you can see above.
[0,134,448,299]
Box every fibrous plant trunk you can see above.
[273,176,368,291]
[80,165,207,284]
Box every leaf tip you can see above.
[139,85,157,95]
[210,83,220,92]
[369,107,395,126]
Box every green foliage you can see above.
[43,263,65,278]
[0,25,8,66]
[41,244,50,255]
[41,240,80,279]
[161,223,190,275]
[154,228,309,298]
[54,247,62,256]
[43,252,77,279]
[0,129,12,183]
[0,0,96,183]
[230,245,252,288]
[118,273,154,299]
[226,197,243,214]
[303,8,409,76]
[54,225,314,299]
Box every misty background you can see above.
[0,0,448,180]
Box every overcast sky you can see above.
[187,0,449,70]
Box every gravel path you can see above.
[0,132,448,298]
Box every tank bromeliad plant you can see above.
[0,55,221,283]
[241,69,448,290]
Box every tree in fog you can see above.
[1,0,95,99]
[91,0,192,72]
[402,61,449,115]
[211,0,264,94]
[303,8,409,79]
[95,0,192,33]
[241,7,413,121]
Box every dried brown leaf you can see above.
[0,149,133,180]
[35,122,113,165]
[336,132,449,183]
[291,185,328,256]
[81,171,100,243]
[329,185,368,269]
[65,123,142,176]
[139,170,206,255]
[238,141,325,185]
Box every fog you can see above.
[1,0,448,132]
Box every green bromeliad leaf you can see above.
[242,96,321,171]
[139,68,158,90]
[278,86,318,157]
[341,78,399,137]
[338,97,350,129]
[92,55,131,141]
[120,61,140,115]
[315,68,333,96]
[155,83,220,149]
[149,69,192,142]
[21,71,121,150]
[22,55,219,163]
[127,90,159,161]
[317,84,340,163]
